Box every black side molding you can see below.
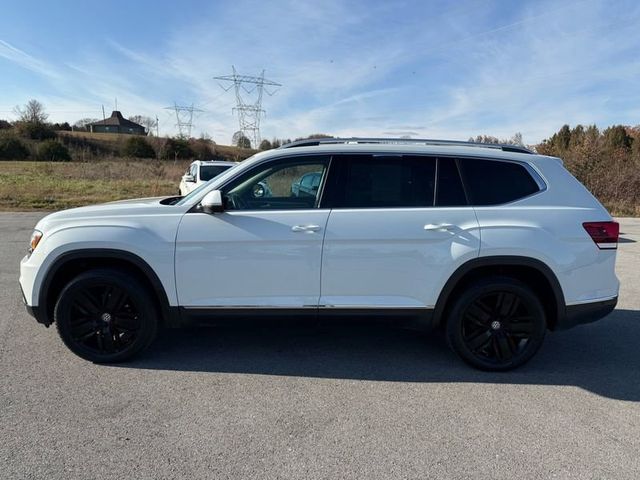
[179,307,433,330]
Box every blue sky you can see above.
[1,0,639,144]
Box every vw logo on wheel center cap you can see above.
[101,312,112,323]
[490,320,501,330]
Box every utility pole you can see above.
[214,66,281,148]
[156,115,159,138]
[164,103,203,138]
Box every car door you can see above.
[175,155,331,309]
[320,154,480,311]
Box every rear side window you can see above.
[199,165,231,181]
[333,155,436,208]
[458,158,540,205]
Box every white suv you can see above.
[178,160,237,196]
[19,138,620,370]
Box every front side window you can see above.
[458,158,540,205]
[222,156,330,210]
[331,155,436,208]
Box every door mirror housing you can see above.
[201,190,224,214]
[183,174,196,183]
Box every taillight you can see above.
[582,221,619,249]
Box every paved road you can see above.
[1,213,639,479]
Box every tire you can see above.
[54,268,158,363]
[445,276,546,371]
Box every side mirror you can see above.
[201,190,224,214]
[183,174,195,183]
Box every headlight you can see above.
[29,230,43,253]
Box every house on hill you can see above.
[87,111,146,135]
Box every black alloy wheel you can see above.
[446,276,546,371]
[55,269,158,363]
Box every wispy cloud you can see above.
[1,0,639,143]
[0,39,61,80]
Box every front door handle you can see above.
[424,223,455,232]
[292,224,322,233]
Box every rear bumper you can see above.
[556,297,617,330]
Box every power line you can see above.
[213,66,282,148]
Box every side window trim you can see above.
[453,157,472,206]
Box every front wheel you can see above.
[54,269,158,363]
[446,276,546,371]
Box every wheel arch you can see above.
[433,256,566,330]
[38,249,180,328]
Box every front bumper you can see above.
[20,281,49,326]
[556,297,618,330]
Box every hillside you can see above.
[57,131,257,162]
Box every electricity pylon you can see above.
[214,66,281,148]
[164,103,203,138]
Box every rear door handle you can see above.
[424,223,455,232]
[292,224,322,233]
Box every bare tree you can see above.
[129,115,157,135]
[14,99,48,124]
[73,118,99,131]
[509,132,524,146]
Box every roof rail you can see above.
[278,137,534,154]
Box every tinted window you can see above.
[222,156,330,210]
[199,165,232,181]
[436,158,467,206]
[458,158,540,205]
[333,155,435,208]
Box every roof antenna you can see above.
[115,98,118,112]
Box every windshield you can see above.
[199,165,232,181]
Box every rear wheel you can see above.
[446,276,546,371]
[54,269,158,363]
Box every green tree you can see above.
[191,138,215,159]
[0,119,12,130]
[15,121,56,140]
[52,122,72,131]
[294,133,334,141]
[555,124,571,150]
[0,135,29,160]
[122,136,156,158]
[259,139,272,150]
[162,137,194,159]
[603,125,632,150]
[37,140,71,162]
[236,135,251,149]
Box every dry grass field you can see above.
[0,160,196,210]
